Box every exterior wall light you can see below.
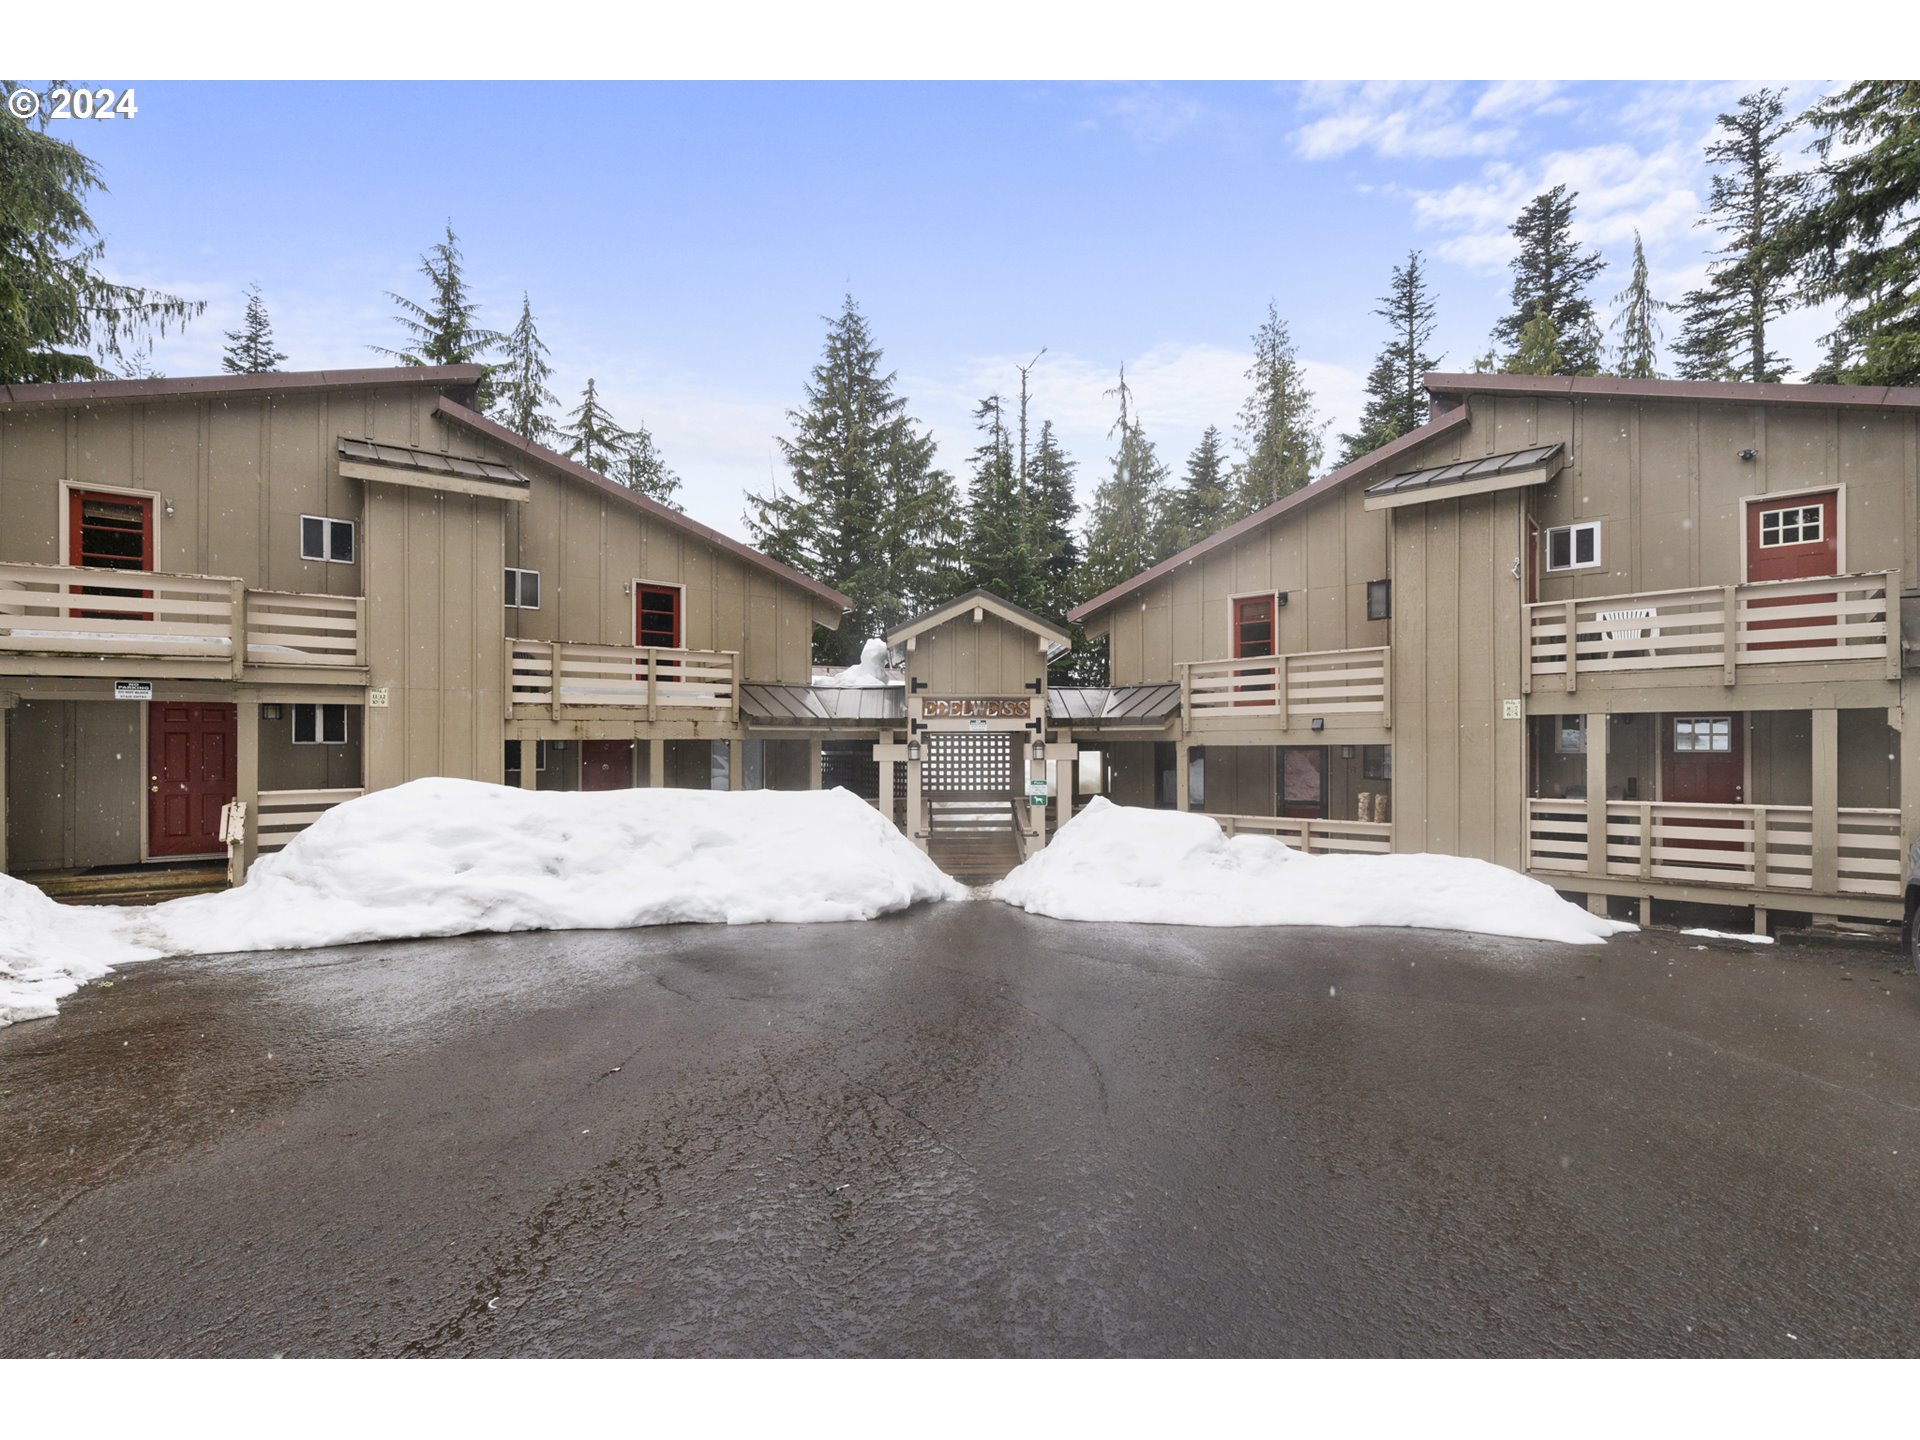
[907,739,920,762]
[1033,740,1046,760]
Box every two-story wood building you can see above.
[0,366,851,888]
[1071,373,1920,930]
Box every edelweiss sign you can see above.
[921,697,1032,719]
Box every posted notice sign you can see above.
[113,680,153,701]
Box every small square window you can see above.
[1758,504,1823,548]
[505,567,541,609]
[292,703,349,745]
[1367,579,1392,621]
[1362,744,1392,780]
[1545,522,1601,572]
[1554,716,1587,755]
[1673,716,1732,753]
[301,515,355,563]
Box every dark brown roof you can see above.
[435,398,853,615]
[1424,372,1920,411]
[740,683,905,724]
[1068,405,1472,623]
[0,365,485,412]
[1364,443,1563,499]
[338,436,528,487]
[1048,684,1180,725]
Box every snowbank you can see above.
[1680,928,1774,945]
[991,798,1634,946]
[814,637,896,689]
[0,780,964,1028]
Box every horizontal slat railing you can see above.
[1215,813,1392,854]
[508,640,738,716]
[0,561,239,660]
[1181,646,1391,727]
[1526,571,1896,687]
[257,787,363,853]
[1526,797,1901,898]
[244,590,365,667]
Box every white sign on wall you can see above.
[113,680,153,701]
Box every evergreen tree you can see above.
[492,293,559,442]
[373,222,501,405]
[0,82,204,383]
[1503,305,1566,375]
[558,378,633,473]
[1791,81,1920,387]
[1493,185,1606,375]
[1229,302,1325,517]
[1672,89,1804,383]
[1176,425,1233,545]
[744,295,959,664]
[217,285,286,374]
[1339,251,1440,464]
[961,394,1037,605]
[1082,368,1176,600]
[1027,419,1081,612]
[617,420,682,510]
[117,341,164,380]
[1608,231,1669,378]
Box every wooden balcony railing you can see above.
[1215,813,1393,854]
[0,561,365,672]
[1525,571,1898,692]
[508,639,739,720]
[1180,646,1391,730]
[257,788,364,853]
[1526,797,1901,897]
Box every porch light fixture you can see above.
[1033,740,1046,761]
[1311,718,1325,733]
[262,703,282,720]
[907,739,920,762]
[1739,449,1757,461]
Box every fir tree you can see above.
[1493,185,1606,375]
[117,341,164,380]
[1339,251,1440,464]
[492,293,559,442]
[961,394,1036,606]
[1672,89,1804,384]
[744,295,959,664]
[1503,305,1566,376]
[1791,81,1920,387]
[1229,302,1325,517]
[0,81,204,383]
[1176,425,1233,545]
[219,284,287,374]
[1608,232,1669,379]
[558,378,633,474]
[373,222,501,405]
[617,421,682,510]
[1027,419,1081,612]
[1082,368,1176,600]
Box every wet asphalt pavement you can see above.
[3,903,1919,1357]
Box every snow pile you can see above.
[814,637,896,689]
[1680,928,1774,945]
[992,798,1634,946]
[0,780,964,1028]
[1,874,162,1027]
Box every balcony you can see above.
[507,639,739,721]
[1214,812,1392,853]
[1525,571,1899,697]
[1179,646,1391,733]
[0,561,366,680]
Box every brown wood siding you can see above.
[3,700,143,869]
[904,610,1046,695]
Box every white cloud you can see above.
[1291,80,1570,162]
[1087,83,1208,150]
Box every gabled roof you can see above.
[886,587,1072,649]
[1424,372,1920,412]
[1068,405,1472,624]
[435,398,853,615]
[0,365,485,412]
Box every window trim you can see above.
[1672,715,1733,754]
[504,567,542,609]
[1755,503,1825,550]
[1229,590,1278,659]
[633,579,686,651]
[291,703,350,746]
[1738,484,1846,578]
[1543,521,1602,573]
[300,514,357,565]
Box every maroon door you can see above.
[69,489,154,620]
[148,703,237,857]
[1233,594,1276,706]
[1661,714,1744,857]
[1747,492,1839,652]
[582,740,635,791]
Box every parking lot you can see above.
[2,905,1918,1357]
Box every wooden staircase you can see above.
[924,794,1025,885]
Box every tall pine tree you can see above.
[373,222,501,406]
[1027,419,1080,614]
[961,394,1037,605]
[617,421,682,510]
[1176,425,1233,546]
[1339,251,1439,464]
[558,378,632,473]
[1608,232,1669,378]
[492,293,559,442]
[1082,368,1175,601]
[1493,185,1606,375]
[1229,302,1325,517]
[744,296,959,664]
[0,81,204,383]
[1792,81,1920,387]
[220,284,287,374]
[1672,89,1803,383]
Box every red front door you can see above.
[148,703,237,857]
[1746,491,1839,652]
[582,740,635,791]
[1233,594,1276,706]
[1661,714,1744,857]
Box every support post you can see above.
[807,738,822,790]
[648,737,665,789]
[905,740,922,846]
[1585,712,1608,883]
[235,697,261,877]
[1902,695,1920,870]
[1722,585,1739,686]
[1811,707,1840,901]
[519,739,538,790]
[1176,738,1191,811]
[0,698,11,875]
[1886,570,1903,681]
[728,738,744,791]
[1564,599,1580,693]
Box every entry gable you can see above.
[886,588,1071,653]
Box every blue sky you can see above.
[70,79,1839,534]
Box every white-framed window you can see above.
[1545,522,1601,572]
[1673,716,1732,753]
[504,567,541,608]
[292,703,349,745]
[1757,504,1824,548]
[1554,716,1586,755]
[300,515,356,564]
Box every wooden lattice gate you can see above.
[921,732,1022,883]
